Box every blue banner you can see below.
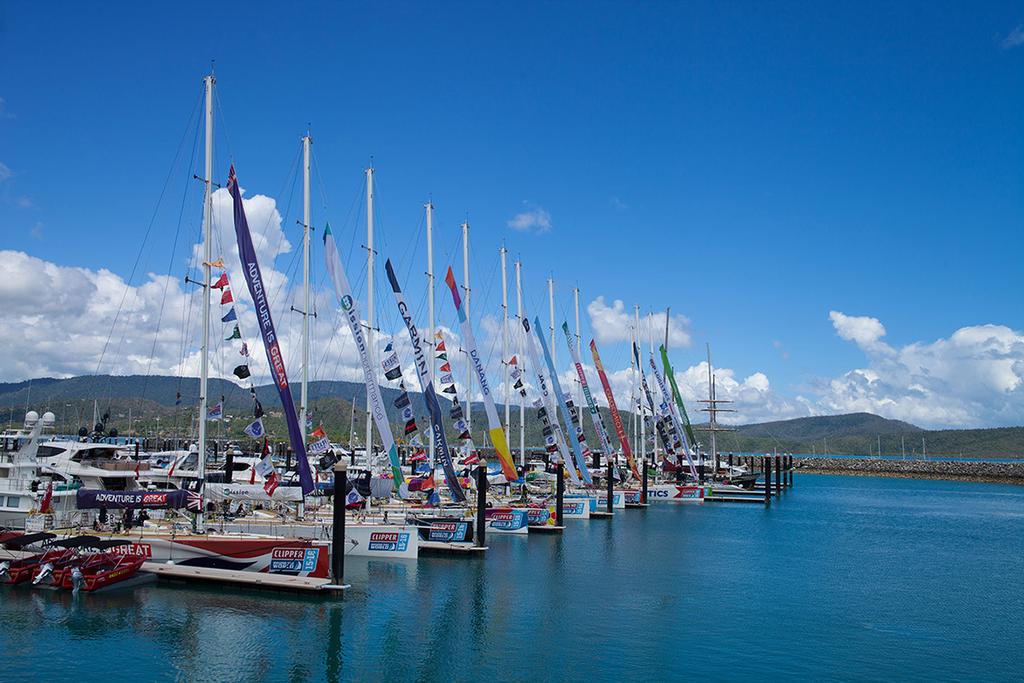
[384,259,466,502]
[228,167,314,495]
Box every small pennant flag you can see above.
[308,436,331,454]
[253,397,265,418]
[256,453,279,496]
[204,258,225,269]
[39,480,53,514]
[439,362,451,373]
[345,487,365,509]
[244,417,265,438]
[221,307,237,323]
[410,449,427,462]
[442,385,456,394]
[509,355,518,365]
[464,452,480,465]
[220,288,234,305]
[435,337,446,352]
[436,353,448,361]
[310,426,327,440]
[211,272,229,290]
[439,373,453,385]
[226,325,241,341]
[240,342,249,357]
[233,364,251,380]
[207,401,223,421]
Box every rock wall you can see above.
[793,458,1024,484]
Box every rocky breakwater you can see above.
[793,458,1024,484]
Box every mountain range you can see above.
[1,375,1020,458]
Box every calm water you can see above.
[2,474,1022,682]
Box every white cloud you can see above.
[610,196,627,211]
[829,310,893,354]
[819,320,1024,427]
[507,202,552,234]
[0,162,12,182]
[587,296,691,348]
[29,222,43,240]
[1001,25,1024,50]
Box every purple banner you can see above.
[76,489,190,509]
[228,167,314,495]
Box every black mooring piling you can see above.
[332,461,347,584]
[475,462,488,548]
[556,462,565,526]
[764,456,771,506]
[605,454,614,514]
[641,458,649,505]
[776,455,782,496]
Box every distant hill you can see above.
[1,375,1021,458]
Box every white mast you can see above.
[425,199,435,468]
[707,343,716,464]
[648,310,658,461]
[548,276,556,367]
[197,72,214,525]
[365,166,375,460]
[515,258,525,467]
[299,132,312,443]
[501,245,510,445]
[462,221,471,439]
[635,305,645,465]
[574,286,582,410]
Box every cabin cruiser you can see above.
[0,411,145,529]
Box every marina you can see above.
[2,474,1021,682]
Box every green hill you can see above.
[2,375,1021,458]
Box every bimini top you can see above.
[48,535,103,549]
[3,532,57,549]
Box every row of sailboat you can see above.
[1,72,759,582]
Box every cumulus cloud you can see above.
[507,202,552,234]
[820,318,1024,427]
[588,296,691,348]
[829,310,893,354]
[0,162,12,183]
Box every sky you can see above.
[0,1,1022,429]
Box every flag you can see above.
[308,436,331,454]
[439,362,451,373]
[211,272,229,289]
[186,490,203,512]
[310,426,327,440]
[204,258,225,269]
[305,410,314,431]
[439,373,453,385]
[410,449,427,462]
[436,353,448,361]
[262,437,270,456]
[39,480,53,514]
[134,460,140,478]
[345,487,364,509]
[221,308,237,324]
[175,392,182,406]
[382,342,402,381]
[464,452,480,465]
[220,288,234,305]
[226,325,241,341]
[426,489,441,506]
[442,385,456,394]
[509,355,517,365]
[419,472,435,491]
[256,453,279,496]
[240,342,249,357]
[250,463,257,485]
[207,402,223,421]
[233,364,251,380]
[244,418,265,438]
[253,397,264,418]
[435,338,446,352]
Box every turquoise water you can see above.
[2,474,1022,682]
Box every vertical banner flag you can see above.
[528,317,593,484]
[650,353,698,477]
[322,223,405,492]
[660,344,698,448]
[228,166,314,495]
[590,340,640,478]
[521,320,581,485]
[561,322,619,473]
[443,267,518,481]
[633,342,676,461]
[385,260,466,501]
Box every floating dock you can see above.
[142,562,344,593]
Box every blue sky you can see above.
[1,2,1022,428]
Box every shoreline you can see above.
[793,457,1024,486]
